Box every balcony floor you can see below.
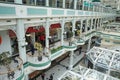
[35,51,85,80]
[0,57,23,80]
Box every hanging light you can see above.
[26,34,31,37]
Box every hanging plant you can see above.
[0,51,12,70]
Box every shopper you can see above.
[29,42,35,55]
[41,73,45,80]
[50,74,53,80]
[79,47,82,54]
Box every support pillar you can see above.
[63,0,65,8]
[90,18,93,31]
[61,18,65,46]
[85,57,88,68]
[80,19,83,37]
[85,19,88,33]
[46,0,49,6]
[74,0,77,9]
[72,19,76,38]
[87,38,91,52]
[16,19,26,63]
[14,0,22,4]
[94,19,97,30]
[45,18,50,56]
[25,75,29,80]
[69,51,74,70]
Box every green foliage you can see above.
[51,46,62,54]
[0,51,12,66]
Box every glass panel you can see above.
[49,0,56,7]
[49,0,63,8]
[85,70,105,80]
[65,0,74,9]
[23,0,36,5]
[36,0,46,6]
[56,0,63,8]
[76,0,83,10]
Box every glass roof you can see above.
[59,65,119,80]
[86,47,120,71]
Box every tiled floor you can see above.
[36,51,85,80]
[0,57,23,80]
[34,42,94,80]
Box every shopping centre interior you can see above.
[0,0,120,80]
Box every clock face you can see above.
[0,36,2,44]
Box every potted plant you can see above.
[34,42,43,61]
[0,51,11,70]
[0,51,15,79]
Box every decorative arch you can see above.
[8,29,17,38]
[49,23,61,36]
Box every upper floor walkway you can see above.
[0,0,116,19]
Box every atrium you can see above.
[0,0,120,80]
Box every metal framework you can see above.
[58,65,119,80]
[86,47,120,72]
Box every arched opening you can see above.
[64,22,73,46]
[8,29,19,55]
[25,25,45,61]
[49,23,62,53]
[82,20,86,33]
[75,21,81,38]
[87,19,91,31]
[0,29,23,80]
[92,19,95,29]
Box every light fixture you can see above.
[63,32,67,35]
[74,29,77,31]
[48,36,52,39]
[21,42,28,48]
[26,34,31,37]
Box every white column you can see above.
[61,18,65,46]
[100,18,102,30]
[45,18,50,56]
[74,0,77,9]
[69,51,74,70]
[14,0,22,4]
[85,19,88,33]
[91,18,93,31]
[16,19,26,63]
[72,19,76,38]
[46,0,49,6]
[97,18,99,29]
[80,19,83,37]
[94,19,97,30]
[35,0,37,5]
[87,38,91,52]
[25,75,29,80]
[82,0,84,10]
[63,0,65,8]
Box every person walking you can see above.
[41,73,45,80]
[28,41,35,55]
[79,47,82,54]
[50,74,53,80]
